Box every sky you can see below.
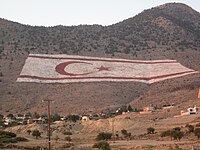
[0,0,200,27]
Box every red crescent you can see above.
[55,61,94,76]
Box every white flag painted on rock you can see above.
[17,54,198,84]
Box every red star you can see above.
[96,65,111,71]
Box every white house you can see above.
[81,116,90,121]
[181,105,199,116]
[4,117,16,125]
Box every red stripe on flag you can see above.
[29,55,178,64]
[17,70,195,81]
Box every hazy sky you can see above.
[0,0,200,26]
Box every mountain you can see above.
[0,3,200,114]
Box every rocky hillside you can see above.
[0,3,200,114]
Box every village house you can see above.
[81,116,90,122]
[3,117,16,125]
[180,105,199,116]
[140,105,155,114]
[143,105,155,112]
[27,117,46,124]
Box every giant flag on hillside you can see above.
[17,54,198,84]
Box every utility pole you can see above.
[43,99,54,150]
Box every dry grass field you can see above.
[2,99,200,149]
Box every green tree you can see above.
[147,127,155,134]
[161,128,183,141]
[63,131,72,135]
[17,114,23,117]
[33,113,40,119]
[161,130,172,137]
[32,130,41,139]
[96,132,112,141]
[93,141,110,150]
[185,124,194,133]
[0,131,16,138]
[67,115,80,122]
[51,114,60,122]
[121,129,131,139]
[15,137,28,142]
[121,129,128,136]
[194,128,200,139]
[7,114,14,118]
[127,105,133,112]
[27,130,31,135]
[171,130,184,141]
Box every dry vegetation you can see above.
[2,99,200,149]
[0,3,200,115]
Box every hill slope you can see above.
[0,3,200,114]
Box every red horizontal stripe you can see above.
[17,70,195,81]
[29,55,178,64]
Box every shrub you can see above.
[63,131,72,135]
[66,115,80,122]
[168,145,183,150]
[32,130,41,139]
[161,129,184,141]
[121,129,131,139]
[147,127,155,134]
[0,137,17,143]
[96,132,112,141]
[15,137,28,142]
[93,141,110,150]
[6,114,14,118]
[65,136,72,143]
[194,128,200,139]
[121,129,128,136]
[0,131,16,138]
[7,122,18,127]
[173,127,181,131]
[27,130,31,135]
[51,114,61,122]
[185,124,194,133]
[161,130,171,137]
[171,130,184,141]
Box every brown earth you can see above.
[3,99,200,149]
[0,2,200,114]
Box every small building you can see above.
[3,117,16,125]
[140,105,155,114]
[143,105,155,112]
[15,114,26,120]
[81,116,90,121]
[180,106,199,116]
[15,114,31,120]
[27,117,46,124]
[187,106,198,114]
[60,116,66,121]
